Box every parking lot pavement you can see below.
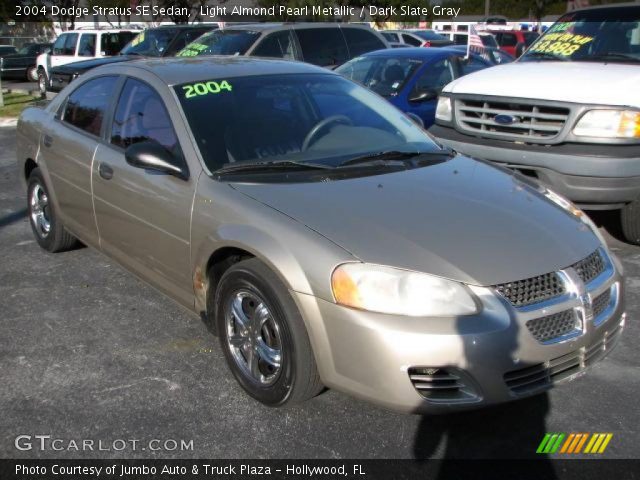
[0,124,638,460]
[1,79,39,95]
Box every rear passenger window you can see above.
[342,28,386,57]
[295,28,348,67]
[111,78,181,157]
[252,31,296,60]
[78,34,96,57]
[63,76,118,136]
[500,33,518,47]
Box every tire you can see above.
[621,200,640,245]
[37,69,48,96]
[27,168,78,252]
[26,66,38,82]
[214,258,323,406]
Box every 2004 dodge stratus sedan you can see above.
[17,57,626,413]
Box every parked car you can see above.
[486,29,540,56]
[448,44,515,65]
[0,45,18,56]
[36,29,137,94]
[430,4,640,244]
[336,48,492,128]
[440,30,500,49]
[0,43,51,81]
[46,25,216,93]
[178,23,389,68]
[17,57,624,413]
[381,30,453,48]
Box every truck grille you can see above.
[592,289,612,320]
[454,98,570,143]
[526,309,581,343]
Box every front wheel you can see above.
[621,200,640,245]
[214,258,323,406]
[37,70,48,96]
[27,168,78,252]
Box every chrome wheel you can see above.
[27,67,38,82]
[225,290,283,386]
[30,183,51,238]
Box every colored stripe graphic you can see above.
[538,433,613,454]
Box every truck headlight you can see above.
[573,110,640,138]
[435,96,452,122]
[331,263,478,317]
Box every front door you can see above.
[92,77,196,307]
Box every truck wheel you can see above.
[27,168,78,252]
[621,200,640,245]
[214,258,323,406]
[26,66,38,82]
[37,70,48,96]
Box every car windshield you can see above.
[410,30,449,41]
[121,29,177,57]
[175,73,440,174]
[521,7,640,63]
[336,56,422,97]
[177,30,260,57]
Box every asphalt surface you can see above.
[0,125,639,461]
[1,79,39,95]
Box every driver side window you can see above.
[410,58,455,98]
[110,78,182,160]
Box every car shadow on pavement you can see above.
[0,208,26,229]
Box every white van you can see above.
[36,28,137,94]
[430,3,640,244]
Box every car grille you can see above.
[408,367,478,402]
[504,320,624,396]
[526,309,580,343]
[592,289,612,320]
[494,249,607,308]
[454,98,570,143]
[494,272,565,308]
[573,250,606,285]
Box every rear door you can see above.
[92,76,196,307]
[39,75,120,246]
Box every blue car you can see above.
[336,48,492,128]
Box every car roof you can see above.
[62,29,137,33]
[96,56,334,86]
[358,47,463,60]
[152,24,217,30]
[223,22,375,32]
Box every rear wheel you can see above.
[27,168,78,252]
[26,66,38,82]
[621,200,640,245]
[214,258,323,406]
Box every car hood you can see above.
[51,55,137,74]
[443,61,640,106]
[231,155,600,286]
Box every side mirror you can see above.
[409,88,438,103]
[406,112,425,128]
[125,141,189,181]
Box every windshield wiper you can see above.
[583,53,639,63]
[338,149,453,168]
[215,160,333,175]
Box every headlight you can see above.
[573,109,640,138]
[331,263,478,317]
[435,96,452,122]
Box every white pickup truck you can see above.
[430,3,640,244]
[36,28,136,94]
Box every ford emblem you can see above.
[495,114,520,125]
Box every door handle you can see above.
[43,135,53,148]
[98,162,114,180]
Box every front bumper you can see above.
[294,251,625,413]
[430,124,640,208]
